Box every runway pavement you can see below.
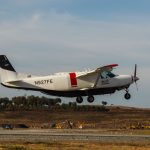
[0,129,149,143]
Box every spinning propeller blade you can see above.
[133,64,139,91]
[134,64,137,79]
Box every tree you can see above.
[0,97,9,109]
[102,101,107,106]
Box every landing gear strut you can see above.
[76,96,83,103]
[87,96,95,103]
[124,89,131,100]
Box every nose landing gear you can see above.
[124,92,131,100]
[124,89,131,100]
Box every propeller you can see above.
[134,64,137,79]
[132,64,139,91]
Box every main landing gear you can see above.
[76,95,95,103]
[87,96,95,103]
[124,89,131,100]
[76,96,83,103]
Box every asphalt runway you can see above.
[0,129,149,143]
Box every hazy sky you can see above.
[0,0,150,107]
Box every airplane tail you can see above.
[0,55,17,83]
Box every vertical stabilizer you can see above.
[0,55,17,83]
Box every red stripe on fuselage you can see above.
[69,72,77,87]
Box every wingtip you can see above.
[104,64,118,68]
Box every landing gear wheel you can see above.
[87,96,94,103]
[76,96,83,103]
[124,93,131,100]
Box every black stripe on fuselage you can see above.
[1,83,118,97]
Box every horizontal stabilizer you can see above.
[5,80,22,84]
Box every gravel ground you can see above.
[0,129,149,144]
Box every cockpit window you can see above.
[101,71,116,79]
[107,71,116,78]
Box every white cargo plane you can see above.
[0,55,139,103]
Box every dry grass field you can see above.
[0,106,149,130]
[0,106,149,150]
[0,141,150,150]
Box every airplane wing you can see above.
[77,64,118,88]
[76,64,118,78]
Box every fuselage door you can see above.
[100,71,117,87]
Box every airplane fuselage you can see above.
[2,71,132,97]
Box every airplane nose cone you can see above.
[135,76,139,82]
[131,75,139,82]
